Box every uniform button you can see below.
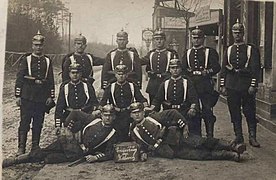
[173,91,176,93]
[76,97,78,99]
[142,126,145,129]
[150,135,153,138]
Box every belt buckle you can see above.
[172,105,180,109]
[193,71,202,75]
[156,74,162,78]
[35,79,43,84]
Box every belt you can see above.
[156,74,162,78]
[66,108,81,112]
[192,71,202,76]
[171,104,181,109]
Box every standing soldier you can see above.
[62,34,105,85]
[142,28,178,105]
[220,19,261,147]
[15,31,55,155]
[151,58,200,136]
[101,30,142,89]
[100,63,148,141]
[55,63,99,134]
[182,27,221,138]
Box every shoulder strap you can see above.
[82,82,90,104]
[110,83,116,106]
[164,79,170,101]
[87,54,94,76]
[166,51,172,71]
[186,49,192,69]
[94,128,116,149]
[182,78,187,102]
[145,116,162,129]
[245,45,252,68]
[110,51,116,70]
[133,126,150,146]
[82,118,102,134]
[149,52,154,71]
[44,56,50,79]
[64,84,69,107]
[204,48,209,69]
[26,55,32,76]
[69,55,76,64]
[129,82,135,102]
[128,50,134,71]
[227,45,233,65]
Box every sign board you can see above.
[163,17,186,29]
[142,29,153,41]
[114,142,140,163]
[195,5,211,23]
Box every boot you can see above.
[205,121,214,138]
[248,124,260,148]
[211,150,240,162]
[17,131,28,156]
[232,143,246,154]
[2,153,30,168]
[231,122,244,145]
[31,130,41,152]
[213,139,245,154]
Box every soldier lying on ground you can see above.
[2,104,120,168]
[130,102,246,162]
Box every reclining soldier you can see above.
[2,104,120,167]
[130,102,246,162]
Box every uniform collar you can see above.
[170,76,182,81]
[233,42,245,46]
[74,52,86,56]
[32,53,44,58]
[156,48,166,52]
[70,80,81,85]
[117,48,128,52]
[116,81,127,86]
[192,45,204,50]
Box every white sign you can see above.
[142,30,153,41]
[163,17,186,29]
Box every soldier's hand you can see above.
[85,155,98,163]
[248,86,257,95]
[187,108,197,118]
[201,69,208,76]
[16,97,21,106]
[140,152,148,162]
[45,98,54,106]
[220,86,227,96]
[55,127,61,136]
[67,120,75,130]
[92,110,101,118]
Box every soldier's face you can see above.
[232,31,244,43]
[115,73,127,83]
[170,66,182,77]
[69,70,81,82]
[32,43,44,55]
[116,37,128,49]
[192,37,204,47]
[154,37,165,49]
[131,110,145,123]
[74,41,87,53]
[102,113,115,126]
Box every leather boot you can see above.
[17,131,28,156]
[205,121,214,138]
[31,130,41,152]
[231,122,244,145]
[248,124,260,148]
[211,150,240,162]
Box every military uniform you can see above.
[62,34,105,85]
[101,64,148,141]
[220,20,261,147]
[182,27,221,138]
[101,30,142,89]
[15,31,55,155]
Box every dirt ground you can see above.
[2,68,276,180]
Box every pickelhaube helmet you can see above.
[69,63,82,72]
[102,104,116,114]
[117,29,128,39]
[114,61,128,74]
[169,55,181,67]
[232,19,244,33]
[129,102,144,113]
[74,33,87,44]
[32,30,45,44]
[153,28,166,39]
[191,26,204,38]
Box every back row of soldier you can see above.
[9,19,261,167]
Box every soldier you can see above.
[100,63,148,141]
[15,31,55,156]
[220,19,261,148]
[151,58,201,136]
[62,34,105,85]
[182,27,221,138]
[101,29,142,89]
[141,28,178,105]
[129,102,246,162]
[55,63,99,134]
[2,104,120,167]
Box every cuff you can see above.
[15,87,21,96]
[251,79,257,87]
[55,119,61,127]
[95,153,105,160]
[220,78,225,86]
[51,89,55,98]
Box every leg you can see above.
[242,92,260,147]
[227,89,244,144]
[187,114,202,137]
[31,102,45,151]
[17,99,33,155]
[114,111,132,141]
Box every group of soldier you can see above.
[3,18,261,167]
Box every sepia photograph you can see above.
[1,0,276,179]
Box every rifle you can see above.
[68,156,86,167]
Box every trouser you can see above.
[114,111,132,142]
[227,89,257,143]
[198,93,217,138]
[178,110,202,137]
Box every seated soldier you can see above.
[130,102,246,162]
[2,104,120,167]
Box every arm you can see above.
[101,53,113,89]
[55,85,66,127]
[15,55,28,98]
[151,83,165,111]
[91,54,105,66]
[46,58,55,99]
[82,83,99,113]
[206,49,221,77]
[62,56,71,83]
[133,84,148,106]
